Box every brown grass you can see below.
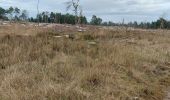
[0,23,170,100]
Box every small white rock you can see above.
[53,36,62,38]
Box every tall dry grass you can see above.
[0,24,170,100]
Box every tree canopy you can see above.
[90,15,102,25]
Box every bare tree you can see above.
[78,6,83,24]
[160,18,164,29]
[65,0,81,24]
[160,13,166,29]
[37,0,40,26]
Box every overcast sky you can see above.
[0,0,170,23]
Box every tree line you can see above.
[131,18,170,29]
[0,6,87,25]
[29,12,87,24]
[0,6,170,29]
[102,18,170,29]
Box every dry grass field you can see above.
[0,23,170,100]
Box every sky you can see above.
[0,0,170,23]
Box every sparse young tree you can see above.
[55,13,61,23]
[19,10,28,21]
[90,15,102,25]
[36,13,42,23]
[45,11,49,23]
[50,12,55,23]
[0,7,6,20]
[14,7,20,21]
[42,11,49,23]
[7,6,14,21]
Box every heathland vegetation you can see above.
[0,0,170,100]
[0,23,170,100]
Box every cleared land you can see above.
[0,23,170,100]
